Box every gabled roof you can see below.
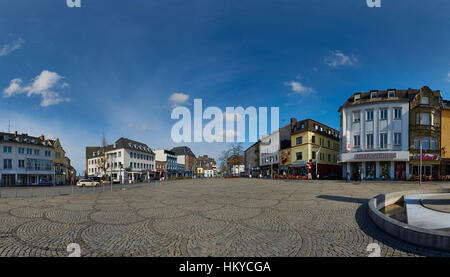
[0,132,54,148]
[106,137,154,154]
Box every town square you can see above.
[0,178,449,257]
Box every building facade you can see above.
[87,137,155,183]
[441,100,450,177]
[53,138,67,185]
[196,155,216,177]
[339,89,411,180]
[155,149,178,177]
[289,119,340,179]
[408,87,442,180]
[244,141,260,176]
[171,146,197,176]
[0,132,55,186]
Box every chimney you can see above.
[290,118,297,124]
[14,131,18,136]
[39,135,44,141]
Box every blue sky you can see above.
[0,0,449,173]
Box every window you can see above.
[327,140,330,148]
[56,152,60,158]
[312,151,316,160]
[296,152,302,160]
[27,148,32,155]
[422,96,429,104]
[394,133,401,145]
[312,136,315,143]
[422,113,430,125]
[353,111,360,122]
[366,134,374,149]
[296,137,303,145]
[18,160,25,168]
[3,146,12,153]
[3,159,12,169]
[354,135,361,147]
[380,109,388,120]
[366,110,374,121]
[328,154,331,162]
[34,149,40,156]
[370,91,377,99]
[18,148,25,154]
[354,94,361,102]
[422,137,430,149]
[430,137,436,150]
[388,90,395,98]
[380,133,388,148]
[394,108,401,119]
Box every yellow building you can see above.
[289,119,341,179]
[52,138,67,185]
[442,101,450,177]
[197,167,204,176]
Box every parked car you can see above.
[76,179,99,187]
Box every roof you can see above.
[170,146,196,157]
[106,137,154,154]
[291,118,340,140]
[443,100,450,110]
[337,86,442,112]
[0,132,54,148]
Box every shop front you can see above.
[340,151,410,180]
[410,153,441,181]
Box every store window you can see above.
[380,162,390,179]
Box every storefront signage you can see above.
[410,154,440,161]
[354,153,397,160]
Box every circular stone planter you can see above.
[368,188,450,252]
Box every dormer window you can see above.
[26,138,30,143]
[354,94,361,102]
[370,91,377,99]
[421,96,429,105]
[388,90,395,98]
[4,135,9,141]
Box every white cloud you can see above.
[325,50,358,68]
[140,123,149,132]
[284,81,315,95]
[0,37,24,56]
[3,70,70,107]
[127,122,135,128]
[169,92,190,107]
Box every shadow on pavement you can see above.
[317,195,368,204]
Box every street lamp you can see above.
[312,146,321,180]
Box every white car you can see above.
[76,179,100,187]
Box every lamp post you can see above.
[419,140,423,187]
[312,146,321,180]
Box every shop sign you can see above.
[354,153,397,160]
[410,154,440,161]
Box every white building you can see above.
[0,132,55,186]
[339,89,410,180]
[259,130,280,176]
[87,137,155,183]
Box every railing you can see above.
[341,144,405,153]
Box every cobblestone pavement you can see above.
[0,179,449,257]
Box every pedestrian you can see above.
[358,169,362,182]
[346,172,350,183]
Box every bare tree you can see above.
[97,133,110,181]
[218,143,244,174]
